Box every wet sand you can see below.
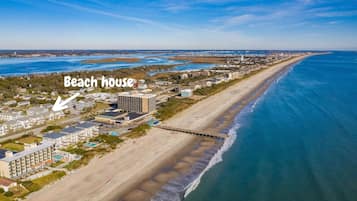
[25,54,312,201]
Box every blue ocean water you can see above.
[185,52,357,201]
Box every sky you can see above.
[0,0,357,50]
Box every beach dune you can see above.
[25,55,310,201]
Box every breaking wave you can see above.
[151,62,297,201]
[183,123,238,197]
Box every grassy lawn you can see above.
[7,186,29,200]
[155,98,197,121]
[64,135,123,170]
[21,171,66,193]
[0,194,12,201]
[16,136,42,144]
[1,143,24,152]
[126,124,151,138]
[0,135,44,152]
[194,79,241,96]
[82,102,109,120]
[64,151,96,171]
[50,161,65,168]
[91,102,108,113]
[40,125,63,133]
[64,147,108,171]
[92,135,123,149]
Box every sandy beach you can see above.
[25,54,311,201]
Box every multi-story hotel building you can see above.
[118,92,156,113]
[0,142,55,179]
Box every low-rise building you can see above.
[3,100,17,106]
[17,101,31,107]
[0,178,17,192]
[137,79,148,90]
[0,111,24,121]
[226,71,243,80]
[42,132,68,149]
[181,89,193,97]
[0,125,8,136]
[179,73,188,79]
[76,121,99,140]
[0,108,64,135]
[27,105,49,116]
[43,122,99,149]
[95,111,126,124]
[155,81,172,86]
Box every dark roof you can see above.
[43,132,67,139]
[0,149,8,159]
[100,112,124,117]
[76,121,97,129]
[62,126,83,133]
[128,112,145,120]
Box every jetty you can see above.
[155,125,227,139]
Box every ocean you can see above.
[185,52,357,201]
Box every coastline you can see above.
[140,54,314,201]
[25,54,314,201]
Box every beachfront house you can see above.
[0,178,17,192]
[42,132,69,149]
[43,122,99,149]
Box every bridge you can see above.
[154,125,227,140]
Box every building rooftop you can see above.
[43,132,67,139]
[97,112,127,120]
[0,149,8,159]
[100,112,124,117]
[76,121,97,129]
[128,112,145,120]
[118,92,156,98]
[62,126,83,134]
[0,178,16,186]
[0,142,54,162]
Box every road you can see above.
[0,115,82,143]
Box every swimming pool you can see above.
[109,131,119,136]
[84,142,98,148]
[53,155,63,162]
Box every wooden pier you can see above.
[155,125,227,140]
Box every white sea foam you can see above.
[183,123,239,197]
[183,62,299,199]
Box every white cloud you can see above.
[47,0,179,31]
[315,10,357,17]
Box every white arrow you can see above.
[52,92,80,112]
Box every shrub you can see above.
[4,191,13,197]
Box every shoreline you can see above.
[125,54,313,201]
[25,54,315,201]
